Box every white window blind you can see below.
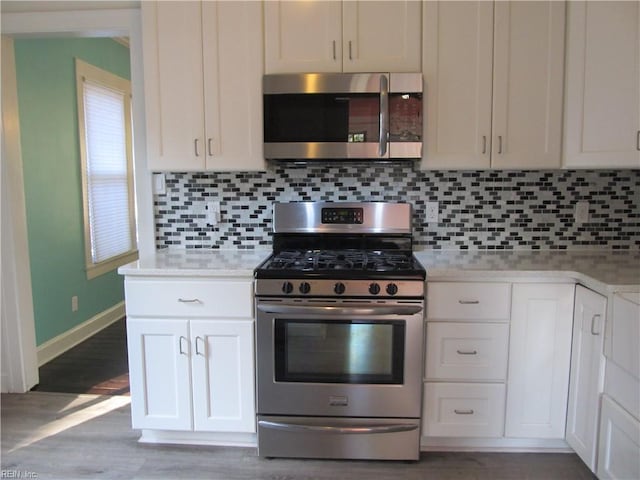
[76,59,137,279]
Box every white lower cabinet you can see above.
[124,276,256,437]
[424,282,510,440]
[127,317,255,433]
[423,281,575,447]
[505,283,575,439]
[566,285,607,472]
[597,395,640,480]
[597,291,640,479]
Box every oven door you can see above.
[255,299,424,419]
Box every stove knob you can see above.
[386,283,399,296]
[334,282,346,295]
[282,282,294,294]
[369,283,381,295]
[299,282,311,294]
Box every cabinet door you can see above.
[597,395,640,480]
[564,1,640,169]
[342,1,421,73]
[491,1,565,169]
[191,320,256,432]
[421,1,493,169]
[142,1,206,171]
[505,283,574,439]
[566,286,607,472]
[264,0,342,73]
[127,317,192,430]
[202,1,264,171]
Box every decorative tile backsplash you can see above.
[154,165,640,251]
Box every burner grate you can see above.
[263,250,418,273]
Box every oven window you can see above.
[274,319,405,384]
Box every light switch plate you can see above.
[153,173,166,195]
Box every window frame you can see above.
[75,57,137,279]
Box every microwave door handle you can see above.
[378,75,389,157]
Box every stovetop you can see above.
[255,249,426,280]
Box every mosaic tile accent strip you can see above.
[154,165,640,250]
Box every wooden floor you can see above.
[32,318,129,396]
[1,392,596,480]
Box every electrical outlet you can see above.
[425,201,439,223]
[206,201,221,226]
[71,296,78,312]
[574,201,590,224]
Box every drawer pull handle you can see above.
[456,349,478,355]
[454,409,475,415]
[178,298,202,304]
[590,314,602,336]
[458,300,480,305]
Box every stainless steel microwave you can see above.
[263,73,422,162]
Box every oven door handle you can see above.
[256,303,422,316]
[258,420,418,435]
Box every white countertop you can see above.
[415,249,640,294]
[118,248,272,278]
[119,248,639,294]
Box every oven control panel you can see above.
[255,279,424,298]
[321,208,363,224]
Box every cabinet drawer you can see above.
[125,278,253,318]
[427,282,511,322]
[425,322,509,381]
[422,383,506,438]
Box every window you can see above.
[75,58,137,279]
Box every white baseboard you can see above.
[421,436,572,453]
[139,429,257,448]
[36,301,125,366]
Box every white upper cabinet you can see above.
[421,1,566,170]
[421,1,493,169]
[264,0,422,74]
[264,1,342,73]
[142,1,264,172]
[564,1,640,169]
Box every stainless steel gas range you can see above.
[254,202,426,461]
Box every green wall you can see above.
[14,38,131,346]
